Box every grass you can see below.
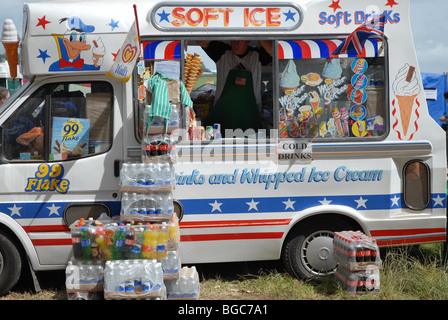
[197,243,448,300]
[2,243,448,300]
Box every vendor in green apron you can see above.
[198,40,272,137]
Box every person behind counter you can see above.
[197,40,272,136]
[0,87,10,105]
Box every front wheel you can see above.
[0,231,22,296]
[282,219,355,280]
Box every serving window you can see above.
[277,39,386,140]
[133,38,386,144]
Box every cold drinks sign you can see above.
[150,2,303,31]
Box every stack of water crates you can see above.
[333,231,382,294]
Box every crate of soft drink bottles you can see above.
[104,259,166,300]
[70,216,180,262]
[333,230,382,271]
[334,264,380,294]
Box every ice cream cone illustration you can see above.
[280,60,300,95]
[395,94,418,136]
[1,19,19,78]
[393,64,421,137]
[92,38,105,68]
[309,91,320,120]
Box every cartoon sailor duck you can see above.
[49,16,105,72]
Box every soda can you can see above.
[198,126,205,140]
[188,126,197,140]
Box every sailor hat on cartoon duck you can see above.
[49,16,104,72]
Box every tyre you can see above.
[0,231,22,296]
[282,218,355,280]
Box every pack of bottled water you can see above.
[120,162,174,192]
[65,258,104,299]
[165,266,200,300]
[103,259,166,300]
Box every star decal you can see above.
[282,198,296,211]
[246,199,260,211]
[283,10,297,22]
[158,10,171,23]
[47,203,61,216]
[355,197,368,209]
[8,204,22,217]
[319,198,332,206]
[385,0,399,8]
[108,19,120,31]
[37,49,50,63]
[390,195,401,207]
[329,0,342,12]
[432,195,445,208]
[36,15,51,30]
[209,200,223,213]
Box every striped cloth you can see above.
[147,72,193,134]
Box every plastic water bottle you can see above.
[164,193,174,215]
[120,162,131,186]
[129,163,139,186]
[154,163,163,186]
[129,193,139,215]
[145,194,156,216]
[154,194,164,215]
[160,163,172,185]
[146,163,156,186]
[169,104,179,126]
[153,262,163,290]
[136,163,146,187]
[65,260,77,288]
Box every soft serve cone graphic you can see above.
[393,64,420,136]
[1,19,19,78]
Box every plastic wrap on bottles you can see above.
[65,258,104,294]
[119,162,173,193]
[335,264,380,294]
[119,192,174,222]
[165,267,200,300]
[333,230,381,270]
[333,230,381,294]
[104,259,166,300]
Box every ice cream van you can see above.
[0,0,445,295]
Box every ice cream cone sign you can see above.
[1,19,20,78]
[392,63,421,140]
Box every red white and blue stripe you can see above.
[142,41,181,60]
[278,39,383,60]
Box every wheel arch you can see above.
[283,206,367,243]
[0,213,40,269]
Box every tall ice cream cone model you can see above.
[1,19,19,79]
[392,64,421,137]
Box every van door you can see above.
[0,77,122,266]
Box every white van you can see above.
[0,0,445,295]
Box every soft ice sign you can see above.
[151,3,302,31]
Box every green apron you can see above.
[205,69,262,136]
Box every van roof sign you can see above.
[150,2,303,32]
